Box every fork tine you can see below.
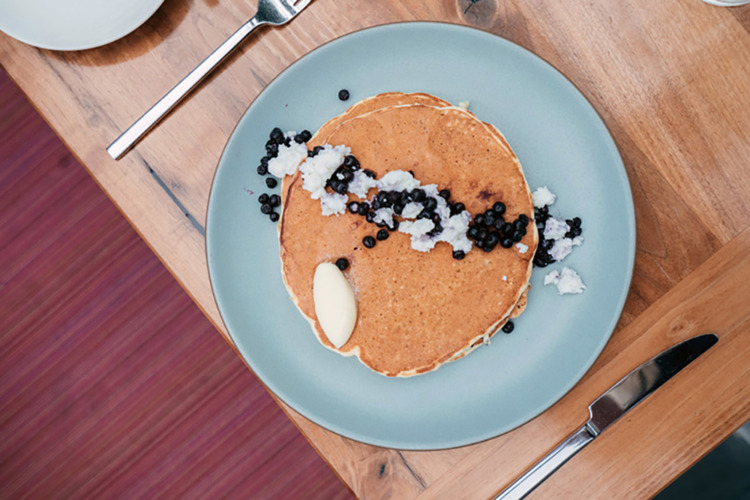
[291,0,313,13]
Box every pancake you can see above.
[278,100,537,377]
[282,92,515,197]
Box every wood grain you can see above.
[1,0,749,497]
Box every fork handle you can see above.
[107,17,263,160]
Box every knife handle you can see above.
[494,425,595,500]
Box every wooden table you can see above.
[2,1,749,497]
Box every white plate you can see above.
[0,0,164,51]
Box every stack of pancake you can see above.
[279,92,537,377]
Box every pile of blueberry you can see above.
[345,179,471,255]
[532,205,583,267]
[465,201,530,254]
[255,127,312,222]
[326,154,376,195]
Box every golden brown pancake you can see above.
[278,100,537,376]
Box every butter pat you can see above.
[313,262,357,348]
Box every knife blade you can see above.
[494,333,718,500]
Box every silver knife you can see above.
[495,333,718,500]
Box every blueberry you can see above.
[572,217,582,227]
[265,142,278,157]
[365,212,376,223]
[431,213,442,224]
[424,197,438,211]
[411,189,426,202]
[389,219,400,231]
[512,230,524,242]
[308,145,324,158]
[343,155,359,169]
[358,202,369,216]
[269,194,280,207]
[363,236,376,248]
[269,127,284,142]
[494,219,505,230]
[467,226,480,239]
[258,193,269,204]
[269,212,280,222]
[450,202,466,215]
[518,214,529,226]
[257,164,268,175]
[388,191,401,204]
[377,191,390,205]
[474,214,485,226]
[502,321,514,334]
[536,220,545,230]
[335,257,349,270]
[331,181,348,194]
[438,189,451,200]
[484,214,496,226]
[338,89,350,101]
[513,219,525,231]
[347,201,360,214]
[371,199,382,210]
[501,222,513,235]
[493,202,506,215]
[501,238,514,248]
[377,229,389,241]
[453,250,466,260]
[260,203,272,215]
[487,231,500,247]
[393,203,404,215]
[296,130,312,143]
[478,228,489,240]
[260,156,270,168]
[363,169,376,179]
[266,177,277,188]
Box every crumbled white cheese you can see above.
[458,100,470,110]
[320,192,347,216]
[373,208,394,227]
[399,219,435,237]
[401,202,422,219]
[532,186,557,208]
[549,235,583,262]
[550,238,573,262]
[516,242,529,254]
[347,170,378,198]
[544,217,569,241]
[300,144,351,199]
[437,211,473,253]
[502,275,507,281]
[543,269,560,286]
[377,170,420,192]
[268,133,308,178]
[544,267,586,295]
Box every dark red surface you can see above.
[0,68,353,499]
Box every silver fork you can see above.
[107,0,314,160]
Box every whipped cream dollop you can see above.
[312,262,357,348]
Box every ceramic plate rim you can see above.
[206,21,636,450]
[0,0,165,51]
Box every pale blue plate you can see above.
[206,22,635,450]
